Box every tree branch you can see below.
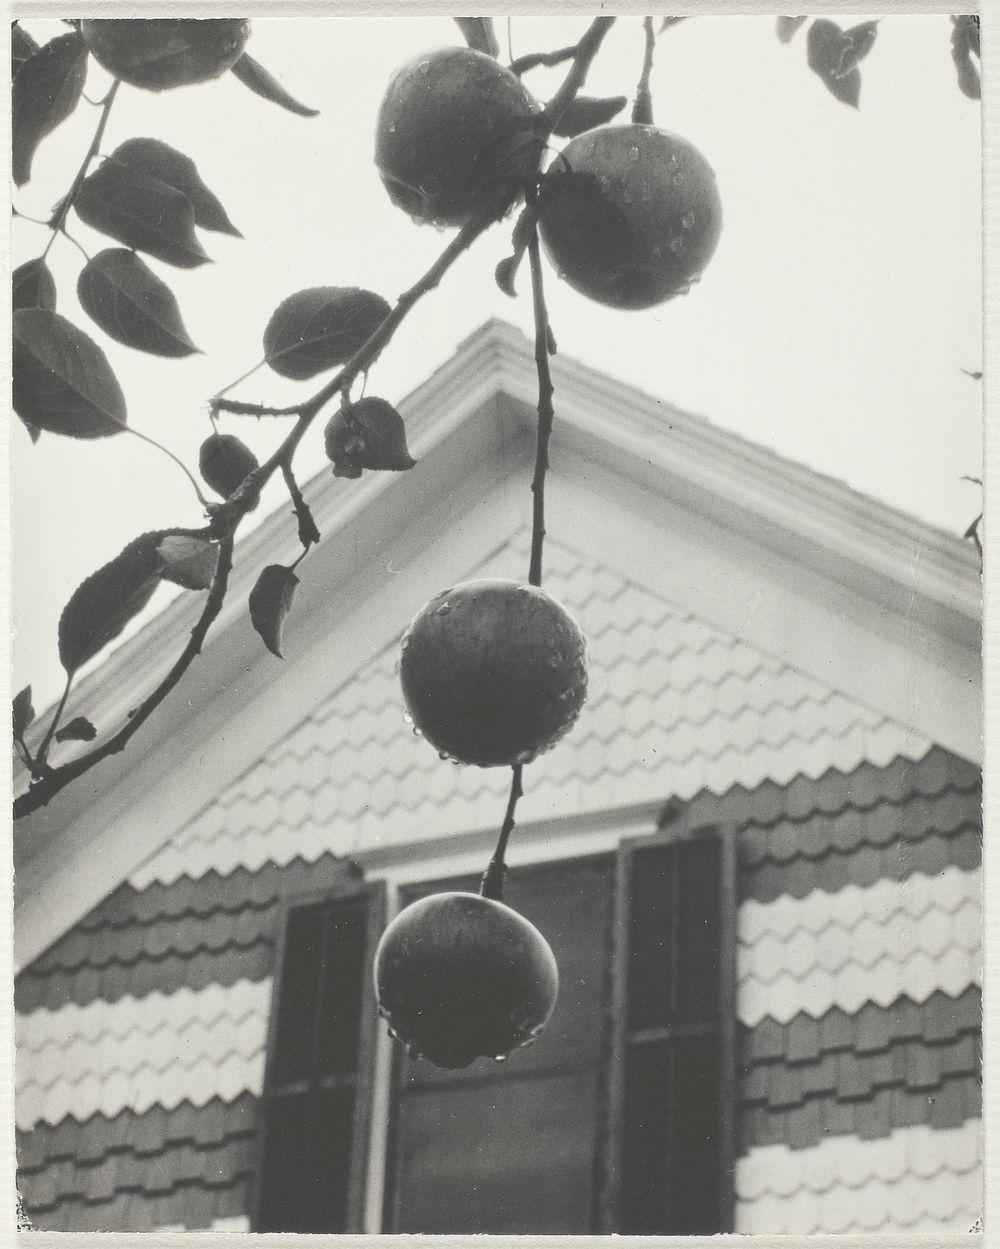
[541,17,616,133]
[43,78,120,260]
[633,17,657,124]
[14,535,236,819]
[480,764,524,901]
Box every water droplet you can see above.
[599,175,611,192]
[418,60,430,74]
[388,1026,399,1041]
[412,726,423,737]
[668,153,679,170]
[519,1036,536,1049]
[548,651,563,667]
[628,145,640,161]
[681,212,696,229]
[677,284,692,297]
[436,603,451,616]
[670,237,685,254]
[450,757,462,766]
[400,635,410,650]
[493,1054,508,1064]
[403,711,413,725]
[672,173,684,186]
[514,749,537,765]
[388,122,397,134]
[438,750,452,762]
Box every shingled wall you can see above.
[15,536,982,1233]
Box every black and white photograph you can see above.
[8,11,986,1240]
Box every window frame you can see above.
[599,821,738,1234]
[252,875,386,1234]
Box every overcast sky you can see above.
[11,14,983,709]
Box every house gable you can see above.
[14,319,980,970]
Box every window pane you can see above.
[626,846,674,1030]
[256,1092,311,1231]
[675,838,722,1022]
[271,905,324,1086]
[306,1087,356,1232]
[318,900,368,1077]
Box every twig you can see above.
[43,78,120,262]
[633,17,657,124]
[32,673,73,772]
[510,44,579,76]
[210,398,302,418]
[480,765,524,901]
[15,536,236,819]
[126,427,211,508]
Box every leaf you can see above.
[111,137,241,237]
[55,716,97,743]
[230,52,319,118]
[58,532,166,674]
[776,16,808,43]
[78,249,200,357]
[453,18,499,58]
[12,31,87,186]
[157,533,219,590]
[12,686,35,737]
[249,564,299,659]
[324,397,416,477]
[806,18,864,108]
[13,309,127,439]
[951,16,980,101]
[75,157,211,268]
[12,258,57,312]
[12,23,40,76]
[552,95,628,139]
[263,287,391,380]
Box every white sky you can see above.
[11,14,983,709]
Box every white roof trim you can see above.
[13,319,980,969]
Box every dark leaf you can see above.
[58,532,166,674]
[12,23,40,76]
[230,52,319,117]
[12,31,88,186]
[776,16,808,43]
[324,397,416,477]
[453,17,499,58]
[13,309,127,439]
[249,564,299,659]
[18,417,41,444]
[157,532,219,590]
[78,249,200,357]
[75,157,211,268]
[951,16,980,100]
[13,686,35,737]
[12,258,57,312]
[111,137,241,237]
[199,433,260,501]
[806,18,863,108]
[495,255,521,299]
[552,94,628,138]
[55,716,97,743]
[263,286,391,380]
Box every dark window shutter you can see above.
[254,880,384,1233]
[384,855,616,1234]
[608,827,736,1234]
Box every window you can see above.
[254,880,385,1233]
[605,827,737,1234]
[256,827,735,1234]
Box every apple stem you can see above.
[480,764,524,900]
[633,17,657,125]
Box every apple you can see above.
[80,19,250,92]
[374,891,560,1068]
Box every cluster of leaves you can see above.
[777,14,979,108]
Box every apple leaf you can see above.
[75,158,211,268]
[59,533,167,674]
[325,397,416,478]
[552,95,628,139]
[157,532,219,591]
[78,249,200,357]
[263,287,391,380]
[806,18,878,108]
[776,16,808,43]
[13,686,35,737]
[249,564,299,659]
[12,31,87,186]
[111,137,241,237]
[12,23,40,76]
[13,309,127,439]
[13,258,57,312]
[951,16,980,100]
[55,716,98,744]
[453,18,499,58]
[230,52,319,117]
